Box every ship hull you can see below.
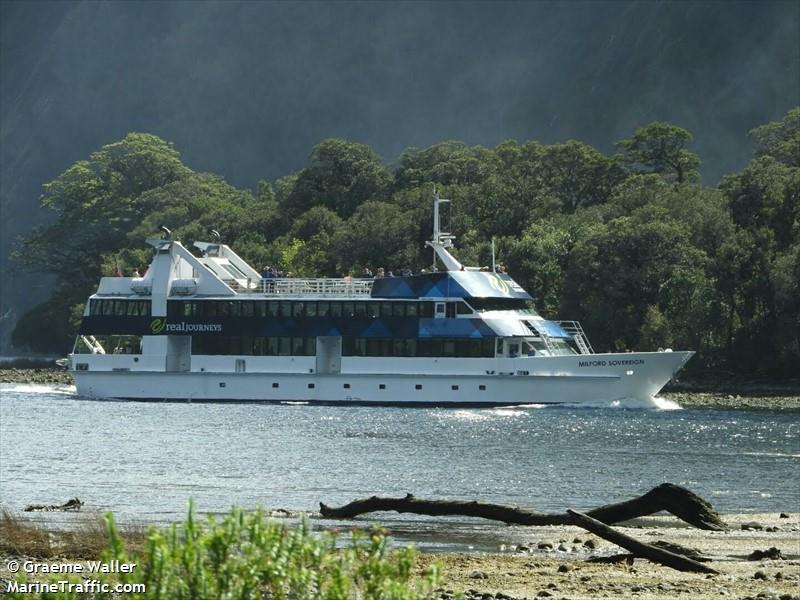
[71,351,693,407]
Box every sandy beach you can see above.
[416,512,800,599]
[1,512,798,599]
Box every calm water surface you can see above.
[1,384,797,549]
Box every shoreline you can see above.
[1,512,798,599]
[416,512,800,600]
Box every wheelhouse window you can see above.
[468,298,531,312]
[92,299,151,317]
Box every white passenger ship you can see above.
[69,194,693,405]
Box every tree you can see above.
[771,245,800,371]
[539,141,627,213]
[282,139,391,220]
[15,133,191,285]
[332,201,419,274]
[282,206,344,276]
[750,106,800,167]
[616,122,701,183]
[127,172,264,246]
[562,212,708,353]
[502,221,572,317]
[393,141,495,188]
[720,156,798,250]
[12,133,193,353]
[470,140,556,238]
[11,288,86,354]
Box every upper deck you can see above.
[230,270,531,301]
[237,277,374,297]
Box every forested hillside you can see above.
[12,109,799,378]
[3,1,797,358]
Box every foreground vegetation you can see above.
[12,108,799,377]
[3,508,800,600]
[2,506,440,599]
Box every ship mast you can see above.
[426,189,463,271]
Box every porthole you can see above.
[451,385,459,390]
[415,384,422,390]
[343,383,351,389]
[272,383,279,388]
[308,383,315,389]
[379,384,386,390]
[479,385,486,391]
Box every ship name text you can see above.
[578,359,645,367]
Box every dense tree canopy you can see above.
[13,109,800,378]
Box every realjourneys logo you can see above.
[149,319,222,334]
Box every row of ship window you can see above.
[192,336,496,358]
[248,382,487,391]
[88,299,475,319]
[170,300,473,318]
[88,298,531,319]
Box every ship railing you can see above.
[241,277,375,296]
[556,320,594,355]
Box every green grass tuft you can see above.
[5,503,441,599]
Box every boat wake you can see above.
[0,382,76,395]
[651,395,683,410]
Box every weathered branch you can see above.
[319,483,726,531]
[566,510,718,574]
[585,483,725,530]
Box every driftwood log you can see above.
[24,497,83,512]
[319,483,726,574]
[320,483,727,530]
[567,510,718,574]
